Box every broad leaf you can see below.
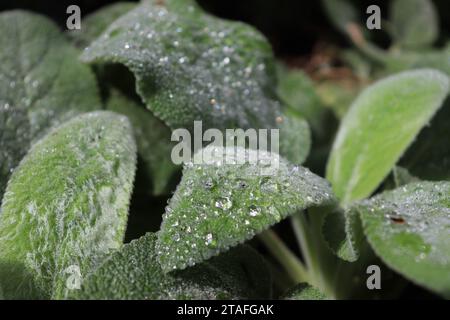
[0,111,136,299]
[359,181,450,297]
[106,90,179,195]
[81,0,281,132]
[400,99,450,180]
[69,2,136,48]
[0,11,100,204]
[283,283,329,300]
[390,0,438,49]
[326,69,449,204]
[156,146,335,272]
[278,113,311,165]
[70,233,271,299]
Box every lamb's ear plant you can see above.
[0,0,449,301]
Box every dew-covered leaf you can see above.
[0,111,136,299]
[400,99,450,181]
[156,146,335,272]
[106,89,179,195]
[278,113,311,165]
[321,0,359,35]
[326,69,449,204]
[69,2,136,48]
[390,0,438,49]
[359,181,450,297]
[0,11,100,204]
[392,166,420,187]
[81,0,281,132]
[283,283,329,300]
[70,233,271,300]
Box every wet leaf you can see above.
[321,0,359,35]
[70,233,271,300]
[359,181,450,297]
[106,89,179,195]
[156,146,335,272]
[326,69,449,204]
[0,11,101,204]
[390,0,438,49]
[0,111,137,299]
[81,0,281,132]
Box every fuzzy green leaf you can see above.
[326,69,449,204]
[0,111,136,299]
[106,89,179,195]
[81,0,281,132]
[0,11,101,204]
[359,181,450,297]
[156,146,335,272]
[390,0,438,49]
[69,2,136,48]
[283,283,329,300]
[70,233,271,300]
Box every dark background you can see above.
[1,0,449,58]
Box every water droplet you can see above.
[249,205,260,217]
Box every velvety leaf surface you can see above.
[157,146,335,272]
[326,69,449,204]
[0,111,136,299]
[0,10,100,204]
[81,0,281,132]
[278,113,311,165]
[106,90,179,195]
[359,181,450,297]
[390,0,438,49]
[71,233,271,300]
[322,208,363,262]
[400,99,450,180]
[283,283,329,300]
[69,2,136,48]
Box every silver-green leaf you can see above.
[359,181,450,297]
[81,0,281,132]
[0,111,136,299]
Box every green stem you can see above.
[258,230,309,284]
